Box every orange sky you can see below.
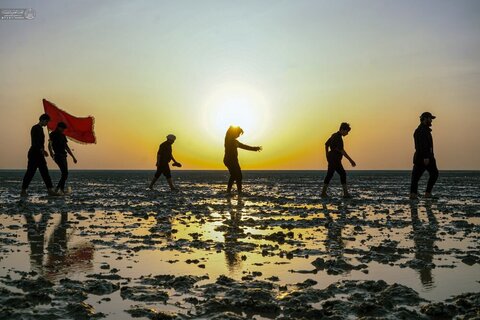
[1,0,479,170]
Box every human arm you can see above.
[32,126,48,157]
[237,141,262,152]
[342,150,356,167]
[171,155,182,167]
[414,129,432,165]
[66,145,77,164]
[325,138,331,159]
[48,140,54,158]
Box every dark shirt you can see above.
[224,139,256,163]
[30,124,45,152]
[49,130,68,156]
[413,123,434,162]
[325,132,344,161]
[157,141,172,166]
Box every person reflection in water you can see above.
[223,197,244,273]
[24,213,94,279]
[151,208,174,241]
[24,213,50,271]
[44,213,70,277]
[409,202,438,286]
[223,126,262,195]
[322,203,347,258]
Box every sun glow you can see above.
[202,84,270,142]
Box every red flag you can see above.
[43,99,96,144]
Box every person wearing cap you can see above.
[148,134,182,191]
[21,114,58,197]
[223,126,262,195]
[48,122,78,195]
[321,122,357,198]
[410,112,439,199]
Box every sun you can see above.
[202,83,270,141]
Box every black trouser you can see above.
[22,149,53,190]
[154,164,171,179]
[410,158,438,194]
[54,155,69,191]
[324,157,346,185]
[224,159,242,190]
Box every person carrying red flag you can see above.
[38,99,94,195]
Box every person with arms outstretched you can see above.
[321,122,356,198]
[21,114,58,197]
[149,134,182,191]
[48,122,78,195]
[224,126,262,195]
[410,112,439,200]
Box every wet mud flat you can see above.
[0,170,479,319]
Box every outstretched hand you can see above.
[255,146,262,152]
[172,162,182,167]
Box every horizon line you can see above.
[1,168,479,172]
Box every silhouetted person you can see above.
[409,202,438,286]
[321,122,356,198]
[149,134,182,191]
[21,114,58,197]
[410,112,439,200]
[48,122,78,195]
[223,126,262,195]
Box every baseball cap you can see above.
[420,112,436,120]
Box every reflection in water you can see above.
[322,203,347,258]
[409,202,438,288]
[223,197,244,273]
[24,213,94,280]
[151,209,174,240]
[25,213,49,271]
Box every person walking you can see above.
[48,122,78,195]
[223,126,262,195]
[21,114,58,197]
[149,134,182,191]
[321,122,356,198]
[410,112,439,199]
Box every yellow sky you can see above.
[1,0,479,170]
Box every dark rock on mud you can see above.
[126,305,177,319]
[3,276,54,292]
[120,286,169,302]
[66,302,105,320]
[311,257,367,274]
[140,274,206,292]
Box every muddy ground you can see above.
[0,170,479,319]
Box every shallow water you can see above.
[0,170,479,319]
